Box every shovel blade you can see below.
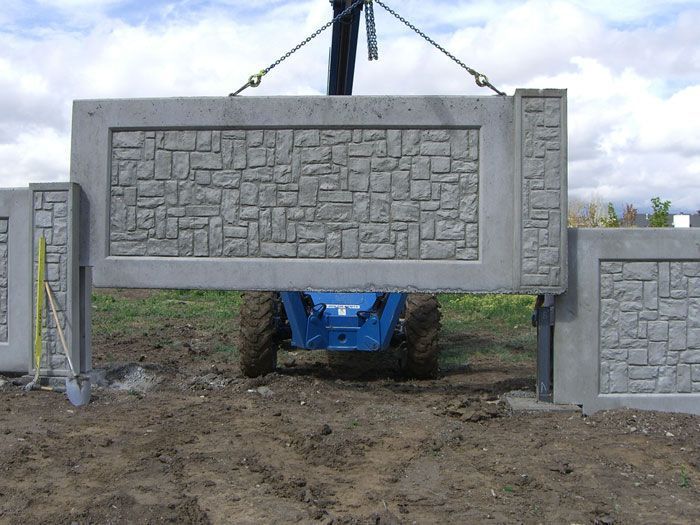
[65,376,91,407]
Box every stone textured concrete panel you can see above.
[29,183,84,377]
[555,229,700,415]
[518,96,565,288]
[110,128,479,260]
[73,92,566,292]
[0,218,7,342]
[33,188,72,373]
[599,261,700,394]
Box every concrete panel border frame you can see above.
[71,91,568,294]
[555,228,700,415]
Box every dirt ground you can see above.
[1,291,699,524]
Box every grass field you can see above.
[92,290,537,368]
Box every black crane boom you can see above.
[327,0,364,96]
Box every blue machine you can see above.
[280,292,406,352]
[279,0,407,354]
[238,1,443,380]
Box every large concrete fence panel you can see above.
[555,228,700,414]
[72,91,567,293]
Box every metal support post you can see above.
[533,294,555,402]
[79,266,93,374]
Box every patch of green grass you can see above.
[92,289,242,338]
[439,293,535,328]
[438,294,536,366]
[440,338,534,366]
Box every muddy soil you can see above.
[1,293,699,524]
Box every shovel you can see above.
[45,282,91,407]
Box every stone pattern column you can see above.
[600,261,700,394]
[0,218,7,342]
[520,96,563,288]
[110,128,480,260]
[33,190,69,371]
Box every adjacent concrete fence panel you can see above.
[72,90,567,293]
[31,183,87,377]
[0,189,32,372]
[0,183,89,376]
[555,228,700,415]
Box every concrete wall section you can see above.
[0,218,8,342]
[73,93,567,292]
[110,128,480,260]
[0,189,32,372]
[555,228,700,415]
[515,90,567,293]
[31,183,82,377]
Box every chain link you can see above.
[365,0,379,61]
[230,0,365,96]
[230,0,504,96]
[373,0,505,96]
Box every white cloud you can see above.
[0,126,69,187]
[0,0,698,213]
[570,0,697,23]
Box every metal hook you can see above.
[229,70,266,96]
[249,72,264,87]
[474,74,489,88]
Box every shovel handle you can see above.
[44,282,78,377]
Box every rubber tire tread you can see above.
[404,294,441,379]
[239,291,278,377]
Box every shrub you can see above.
[649,197,671,227]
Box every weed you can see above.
[679,466,690,488]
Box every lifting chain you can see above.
[365,0,379,61]
[373,0,506,96]
[230,0,365,96]
[230,0,504,96]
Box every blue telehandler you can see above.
[238,0,441,379]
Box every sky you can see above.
[1,0,699,213]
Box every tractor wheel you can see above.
[239,291,278,377]
[403,294,441,379]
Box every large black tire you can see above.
[404,294,441,379]
[239,292,278,377]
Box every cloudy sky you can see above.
[1,0,699,212]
